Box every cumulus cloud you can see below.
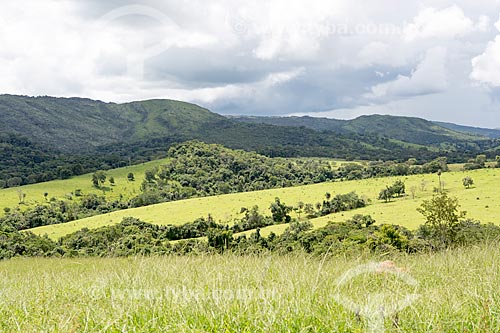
[403,6,476,41]
[366,47,448,100]
[471,16,500,86]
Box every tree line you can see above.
[0,192,498,259]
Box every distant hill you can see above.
[1,95,498,187]
[0,95,447,161]
[433,121,500,139]
[0,95,225,153]
[232,114,484,145]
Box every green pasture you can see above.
[0,158,169,212]
[30,168,499,239]
[0,245,499,331]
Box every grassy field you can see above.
[0,158,169,212]
[0,245,499,332]
[29,168,500,239]
[0,158,355,213]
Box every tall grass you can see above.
[0,245,499,332]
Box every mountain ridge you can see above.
[230,114,487,145]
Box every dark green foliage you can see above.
[59,218,172,257]
[378,187,393,203]
[92,171,107,188]
[378,180,406,202]
[207,228,233,252]
[453,220,500,245]
[136,141,337,203]
[422,157,449,173]
[0,195,128,231]
[335,157,449,181]
[367,225,409,252]
[270,198,292,223]
[317,192,366,216]
[416,192,467,248]
[464,154,488,170]
[231,206,274,233]
[0,133,139,188]
[1,209,500,259]
[234,114,500,158]
[462,176,474,189]
[0,227,58,259]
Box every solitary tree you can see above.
[270,197,292,223]
[304,203,316,218]
[462,176,474,189]
[17,190,26,204]
[417,192,466,247]
[420,180,428,192]
[391,179,405,197]
[294,201,305,220]
[127,172,135,181]
[92,171,107,188]
[378,187,393,203]
[409,185,417,199]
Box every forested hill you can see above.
[0,95,226,153]
[231,114,486,145]
[1,94,499,187]
[434,121,500,139]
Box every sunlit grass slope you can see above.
[30,168,499,239]
[0,158,169,212]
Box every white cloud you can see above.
[233,0,343,61]
[354,42,407,68]
[365,47,448,99]
[470,36,500,86]
[404,6,475,41]
[470,15,500,86]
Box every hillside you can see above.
[0,157,170,211]
[29,168,500,239]
[434,121,500,139]
[0,95,225,153]
[232,114,485,145]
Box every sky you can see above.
[1,0,500,127]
